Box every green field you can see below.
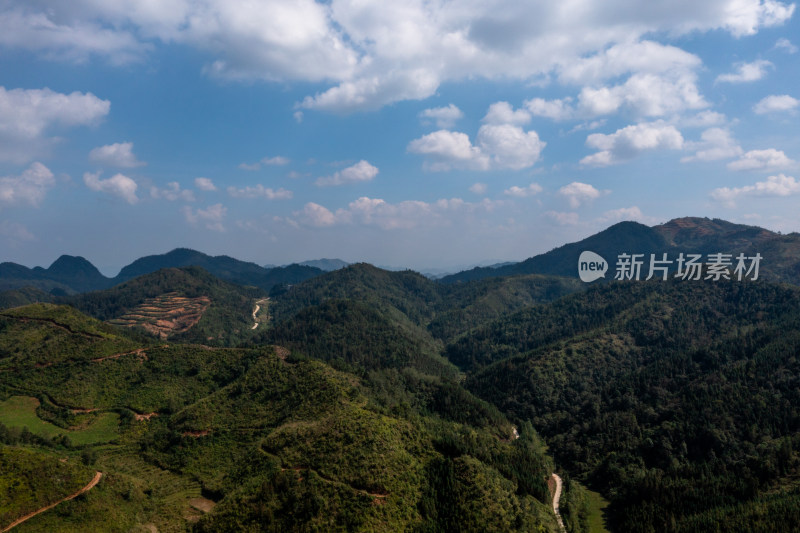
[585,488,610,533]
[0,396,120,446]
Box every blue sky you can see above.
[0,0,798,274]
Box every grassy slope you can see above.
[0,447,95,528]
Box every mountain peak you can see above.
[47,255,103,276]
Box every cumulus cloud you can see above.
[753,94,799,114]
[483,102,531,125]
[315,160,379,187]
[89,142,145,168]
[182,203,227,232]
[0,162,55,208]
[711,174,800,207]
[577,72,707,117]
[227,184,293,199]
[0,86,110,162]
[727,148,795,171]
[581,121,684,166]
[504,183,543,198]
[715,60,773,83]
[408,125,545,171]
[419,104,464,128]
[150,182,195,202]
[194,177,217,191]
[6,1,793,112]
[525,98,576,121]
[83,171,138,204]
[558,182,606,208]
[557,40,702,85]
[681,127,743,162]
[527,73,707,121]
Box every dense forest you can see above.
[2,249,800,531]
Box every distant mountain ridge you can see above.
[0,248,324,294]
[441,217,800,284]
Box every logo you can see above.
[578,251,608,282]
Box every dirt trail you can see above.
[251,298,269,330]
[1,471,102,532]
[551,473,566,532]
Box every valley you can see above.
[1,217,799,532]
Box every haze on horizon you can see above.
[1,0,798,274]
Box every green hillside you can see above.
[0,301,565,532]
[65,267,264,346]
[459,280,800,532]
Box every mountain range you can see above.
[0,248,324,295]
[3,217,797,297]
[440,217,800,284]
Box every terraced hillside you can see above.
[108,292,211,339]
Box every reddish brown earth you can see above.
[108,293,210,339]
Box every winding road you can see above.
[551,473,565,532]
[1,471,103,532]
[251,298,269,330]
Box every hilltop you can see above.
[441,217,800,284]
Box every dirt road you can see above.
[1,471,103,532]
[551,473,565,532]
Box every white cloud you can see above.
[150,182,195,202]
[715,60,773,83]
[578,72,707,117]
[407,130,487,171]
[581,121,684,166]
[482,102,531,125]
[227,184,293,199]
[408,124,545,171]
[194,177,217,191]
[182,203,227,232]
[681,110,728,128]
[420,104,464,128]
[315,160,379,187]
[504,183,543,198]
[774,37,798,53]
[558,40,702,85]
[727,148,795,171]
[598,206,656,224]
[681,127,743,162]
[300,202,337,227]
[83,171,138,204]
[0,86,110,163]
[0,7,149,65]
[545,211,579,225]
[89,142,145,168]
[753,94,799,114]
[469,183,487,195]
[239,155,290,171]
[0,162,55,208]
[296,195,498,230]
[262,156,290,166]
[8,1,792,113]
[711,174,800,207]
[558,182,606,208]
[525,98,575,121]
